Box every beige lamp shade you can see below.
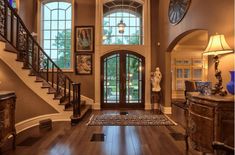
[203,34,233,55]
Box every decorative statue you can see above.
[151,67,162,92]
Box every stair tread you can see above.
[60,99,86,105]
[65,104,91,113]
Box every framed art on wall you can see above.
[75,26,94,52]
[75,54,92,75]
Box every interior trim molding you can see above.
[160,105,172,114]
[81,95,94,105]
[15,113,71,134]
[145,102,151,110]
[93,102,101,110]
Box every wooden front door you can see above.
[101,51,145,109]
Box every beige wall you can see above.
[151,0,234,107]
[0,59,57,123]
[65,0,96,99]
[18,0,36,32]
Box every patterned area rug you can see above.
[87,114,177,126]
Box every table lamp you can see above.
[203,34,233,96]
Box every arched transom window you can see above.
[41,1,72,69]
[102,0,143,45]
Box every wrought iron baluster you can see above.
[10,9,13,43]
[4,0,7,38]
[46,58,49,82]
[52,64,54,88]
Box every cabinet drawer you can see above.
[189,112,214,152]
[190,102,214,118]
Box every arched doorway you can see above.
[101,51,145,109]
[169,30,208,100]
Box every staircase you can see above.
[0,0,91,128]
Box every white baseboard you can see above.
[81,95,94,105]
[93,103,101,110]
[145,103,151,110]
[160,105,172,114]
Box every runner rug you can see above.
[87,114,177,126]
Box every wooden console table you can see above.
[0,91,16,153]
[186,92,234,153]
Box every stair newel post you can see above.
[52,64,54,88]
[68,80,71,106]
[70,83,81,125]
[78,83,81,116]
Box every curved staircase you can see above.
[0,0,91,132]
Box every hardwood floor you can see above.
[3,110,201,155]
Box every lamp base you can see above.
[211,87,227,96]
[212,55,227,96]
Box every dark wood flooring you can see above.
[3,110,202,155]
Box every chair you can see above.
[184,80,197,98]
[212,141,235,155]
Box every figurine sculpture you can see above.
[151,67,162,92]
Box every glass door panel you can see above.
[103,54,120,104]
[126,54,142,103]
[101,51,144,109]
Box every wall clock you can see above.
[168,0,191,25]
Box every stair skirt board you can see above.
[0,42,94,133]
[15,113,71,134]
[0,48,94,110]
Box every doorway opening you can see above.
[101,51,145,109]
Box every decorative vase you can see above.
[226,71,235,95]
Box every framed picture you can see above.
[75,26,94,52]
[75,54,92,75]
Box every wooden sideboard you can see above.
[0,91,16,153]
[186,92,234,153]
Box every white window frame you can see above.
[38,0,74,72]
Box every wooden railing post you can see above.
[71,83,81,125]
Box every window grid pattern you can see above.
[103,10,143,45]
[126,54,142,103]
[103,54,120,103]
[42,2,72,69]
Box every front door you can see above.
[101,51,145,109]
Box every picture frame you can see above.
[75,54,92,75]
[75,26,94,52]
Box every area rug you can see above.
[87,114,177,126]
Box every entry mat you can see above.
[87,113,177,126]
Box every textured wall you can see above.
[65,0,96,100]
[0,59,57,123]
[151,0,234,107]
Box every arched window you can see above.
[41,1,72,69]
[102,1,143,45]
